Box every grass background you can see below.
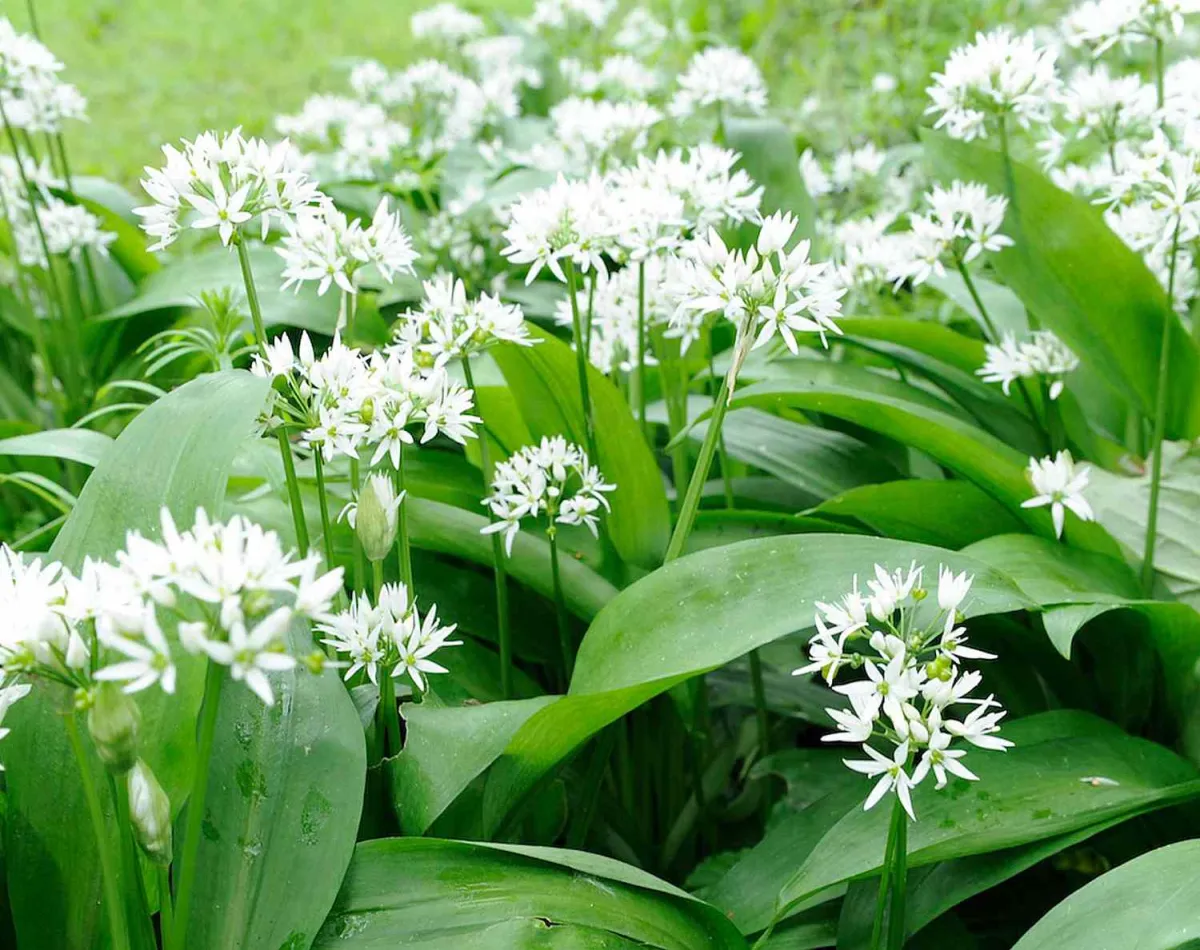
[8,0,1064,185]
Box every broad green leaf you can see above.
[312,837,747,949]
[725,117,816,243]
[772,716,1200,928]
[3,371,269,950]
[838,317,987,375]
[927,271,1027,337]
[100,245,339,334]
[962,534,1141,606]
[815,481,1025,549]
[492,327,670,569]
[0,428,113,467]
[924,131,1200,439]
[1012,840,1200,950]
[182,626,366,950]
[396,536,1032,837]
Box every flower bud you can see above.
[86,683,141,773]
[127,759,172,866]
[356,473,403,563]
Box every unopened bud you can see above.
[356,473,403,563]
[127,759,172,866]
[87,683,141,773]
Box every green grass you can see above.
[10,0,526,183]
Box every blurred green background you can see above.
[9,0,1060,184]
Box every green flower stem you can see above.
[663,359,732,564]
[235,236,311,556]
[24,0,40,35]
[393,444,413,589]
[887,801,910,950]
[869,798,902,950]
[636,261,649,439]
[564,259,600,463]
[378,673,401,759]
[372,558,384,598]
[157,866,174,947]
[548,528,573,687]
[585,269,597,353]
[171,662,224,950]
[707,342,736,510]
[1155,37,1166,109]
[109,772,155,949]
[1142,220,1181,595]
[462,356,513,699]
[349,458,365,593]
[64,713,130,950]
[312,453,336,567]
[52,131,104,311]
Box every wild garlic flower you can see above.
[977,331,1079,400]
[926,29,1060,141]
[609,145,763,233]
[1061,0,1200,55]
[1023,451,1095,539]
[251,332,479,465]
[890,181,1013,287]
[393,273,534,368]
[134,128,326,251]
[0,682,30,764]
[613,8,671,52]
[0,19,88,133]
[558,54,660,101]
[669,212,845,361]
[278,198,417,303]
[549,97,663,171]
[480,436,616,556]
[528,0,618,33]
[1058,65,1158,147]
[669,46,768,120]
[275,97,410,180]
[0,544,75,681]
[372,60,499,160]
[410,3,485,47]
[318,582,460,692]
[500,174,616,284]
[794,564,1010,820]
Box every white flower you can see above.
[95,605,177,695]
[891,181,1013,287]
[937,566,973,616]
[500,174,615,283]
[394,273,534,367]
[822,689,881,744]
[1061,0,1200,54]
[202,609,297,707]
[945,697,1014,751]
[815,579,871,638]
[911,727,980,789]
[978,330,1078,399]
[549,97,663,170]
[1059,65,1157,145]
[1023,450,1094,539]
[480,436,616,556]
[845,740,920,820]
[410,3,485,45]
[865,561,923,621]
[0,681,30,762]
[926,29,1060,141]
[670,46,768,119]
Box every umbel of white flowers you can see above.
[794,564,1012,820]
[978,330,1079,400]
[317,582,460,692]
[0,507,345,741]
[480,435,617,555]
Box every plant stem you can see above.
[663,367,732,563]
[378,673,401,758]
[564,259,599,463]
[236,236,311,554]
[171,663,225,950]
[548,529,573,686]
[24,0,40,35]
[393,444,413,589]
[349,459,365,593]
[65,714,130,950]
[312,452,335,566]
[566,727,618,849]
[1155,37,1166,110]
[462,356,512,699]
[110,772,155,949]
[1142,220,1181,595]
[636,261,649,439]
[869,798,902,950]
[157,866,174,947]
[707,343,736,510]
[372,558,384,598]
[887,802,909,950]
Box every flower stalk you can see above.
[565,259,600,463]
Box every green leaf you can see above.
[924,130,1200,439]
[927,271,1026,338]
[182,626,366,950]
[725,117,816,243]
[0,428,113,467]
[396,535,1031,837]
[492,327,670,569]
[3,371,270,950]
[99,245,339,334]
[312,838,747,949]
[1012,840,1200,950]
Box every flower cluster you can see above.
[548,97,663,171]
[251,332,479,466]
[926,28,1060,141]
[135,129,325,251]
[0,18,88,133]
[317,582,459,692]
[0,156,115,270]
[0,507,344,722]
[277,198,418,304]
[669,212,845,358]
[393,273,534,367]
[500,174,615,283]
[1024,450,1095,539]
[669,46,768,120]
[481,436,616,555]
[795,564,1012,820]
[1060,0,1200,55]
[978,330,1079,400]
[890,181,1013,287]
